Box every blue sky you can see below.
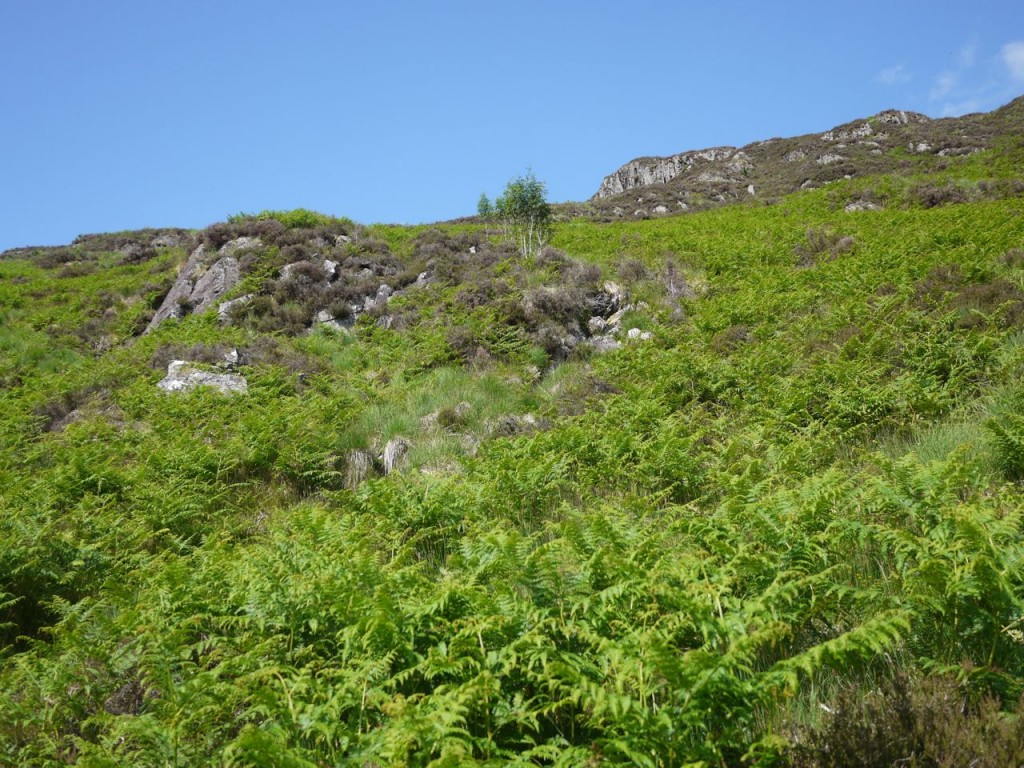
[2,1,1023,250]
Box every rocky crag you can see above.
[587,96,1024,218]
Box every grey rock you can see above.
[218,293,253,323]
[844,200,882,212]
[146,245,242,333]
[191,257,240,314]
[335,234,352,247]
[653,204,669,214]
[588,316,608,334]
[627,327,653,341]
[594,146,736,198]
[415,270,432,286]
[816,153,845,165]
[157,360,248,394]
[422,401,473,430]
[323,259,338,280]
[747,184,756,196]
[381,437,411,475]
[590,335,622,353]
[345,449,372,488]
[488,413,539,437]
[219,236,262,257]
[612,207,625,216]
[223,348,241,368]
[151,234,184,248]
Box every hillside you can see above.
[584,95,1024,220]
[2,109,1024,765]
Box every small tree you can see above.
[494,172,551,259]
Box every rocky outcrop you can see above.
[586,99,1021,214]
[145,239,254,333]
[157,360,248,394]
[594,147,737,198]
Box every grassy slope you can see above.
[1,145,1023,765]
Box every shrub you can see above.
[787,674,1024,768]
[911,182,972,208]
[710,323,751,354]
[794,228,855,266]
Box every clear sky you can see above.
[2,1,1023,250]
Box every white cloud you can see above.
[876,64,911,86]
[1002,41,1024,81]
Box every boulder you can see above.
[157,360,247,394]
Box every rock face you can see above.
[145,239,252,333]
[595,147,737,198]
[156,361,248,394]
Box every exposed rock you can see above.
[590,335,622,353]
[588,316,608,334]
[218,293,253,323]
[323,259,338,280]
[415,270,432,286]
[612,207,625,216]
[151,233,185,248]
[145,244,243,333]
[653,204,669,214]
[595,146,736,198]
[223,348,241,368]
[363,284,393,312]
[157,360,248,394]
[191,257,240,311]
[875,109,930,126]
[345,449,372,488]
[422,401,473,430]
[588,281,624,318]
[845,200,882,212]
[487,413,539,437]
[747,184,756,195]
[381,437,411,475]
[627,327,653,341]
[219,236,262,257]
[816,153,845,165]
[784,149,807,163]
[335,234,352,247]
[820,122,872,142]
[118,243,145,261]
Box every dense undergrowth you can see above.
[1,147,1024,766]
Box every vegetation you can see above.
[491,172,552,259]
[2,102,1024,766]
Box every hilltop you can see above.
[1,100,1024,766]
[585,95,1024,219]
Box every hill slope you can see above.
[588,95,1024,219]
[1,117,1024,766]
